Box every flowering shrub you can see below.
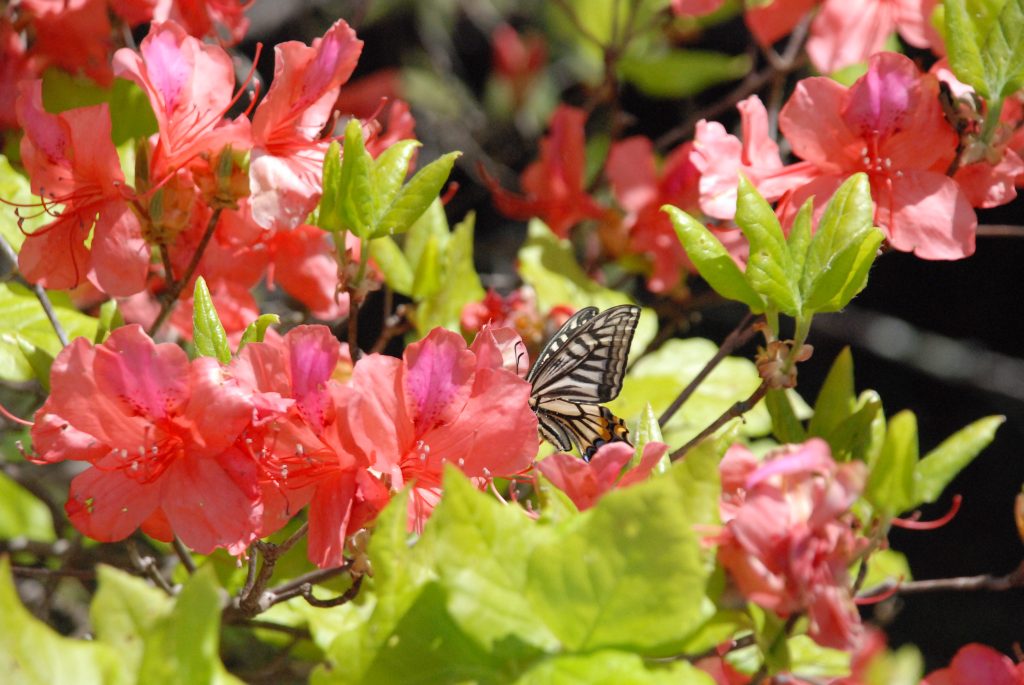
[1,1,1023,683]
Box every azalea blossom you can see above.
[536,441,668,511]
[250,19,363,230]
[340,327,539,533]
[921,644,1024,685]
[483,104,606,237]
[774,52,977,259]
[14,81,148,296]
[30,325,261,554]
[716,439,867,650]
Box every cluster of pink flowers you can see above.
[486,50,1024,291]
[9,17,414,336]
[31,323,539,566]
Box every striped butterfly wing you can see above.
[528,304,641,459]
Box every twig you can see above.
[0,233,69,347]
[659,313,761,428]
[371,305,411,354]
[172,535,197,574]
[668,382,768,461]
[860,560,1024,598]
[128,539,176,595]
[265,561,353,605]
[10,566,95,580]
[148,207,222,336]
[977,224,1024,237]
[300,575,363,608]
[228,523,311,619]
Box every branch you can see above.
[148,207,223,336]
[860,560,1024,599]
[227,523,311,620]
[977,224,1024,237]
[659,313,761,428]
[668,382,768,462]
[171,535,197,574]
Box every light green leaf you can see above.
[515,651,716,684]
[404,198,449,271]
[237,314,280,351]
[786,199,814,285]
[94,299,122,343]
[41,72,157,145]
[766,388,807,444]
[735,176,798,315]
[415,213,485,334]
[369,235,414,294]
[0,471,55,541]
[0,557,127,685]
[631,403,670,474]
[317,140,344,233]
[943,0,990,96]
[914,415,1004,504]
[860,548,913,592]
[1,155,40,251]
[866,410,919,515]
[411,234,443,300]
[619,46,751,98]
[788,636,851,680]
[371,152,459,239]
[191,277,231,364]
[526,454,718,653]
[826,390,883,463]
[808,347,856,439]
[0,283,99,383]
[372,139,421,207]
[801,174,879,314]
[982,0,1024,97]
[91,565,174,674]
[340,118,377,237]
[665,206,764,311]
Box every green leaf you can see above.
[191,277,231,364]
[786,199,814,285]
[766,388,807,443]
[0,557,127,685]
[0,283,99,383]
[734,176,799,315]
[944,0,990,95]
[619,46,751,98]
[41,72,158,145]
[800,174,879,314]
[788,636,851,680]
[631,403,670,474]
[411,234,443,300]
[808,347,856,439]
[914,415,1004,504]
[665,206,764,311]
[17,338,54,391]
[369,235,414,294]
[0,155,39,251]
[371,151,459,239]
[861,548,914,591]
[982,0,1024,97]
[515,651,716,684]
[415,213,485,334]
[0,471,56,541]
[237,314,280,351]
[372,139,421,207]
[94,299,123,343]
[866,410,919,515]
[826,390,883,463]
[138,566,241,685]
[404,198,449,270]
[91,565,174,674]
[525,454,718,653]
[317,140,344,232]
[340,118,377,237]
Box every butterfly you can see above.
[526,304,641,460]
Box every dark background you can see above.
[254,0,1024,669]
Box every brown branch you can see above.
[10,565,95,580]
[860,560,1024,599]
[977,224,1024,237]
[148,207,223,336]
[127,539,176,595]
[659,313,762,428]
[300,575,363,608]
[227,523,310,620]
[371,305,411,354]
[172,535,197,574]
[0,233,69,347]
[264,561,353,605]
[669,382,769,462]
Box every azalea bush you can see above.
[2,0,1024,683]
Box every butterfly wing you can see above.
[528,304,640,403]
[528,304,641,458]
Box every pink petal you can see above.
[92,325,191,422]
[66,466,160,542]
[285,324,341,430]
[737,96,782,171]
[537,453,602,510]
[185,357,255,456]
[469,325,528,377]
[344,355,412,472]
[606,136,658,213]
[91,199,149,297]
[954,150,1024,208]
[807,0,894,74]
[779,77,861,173]
[888,171,976,259]
[17,212,93,291]
[402,328,476,434]
[306,469,357,568]
[270,223,349,319]
[745,438,833,490]
[617,441,669,488]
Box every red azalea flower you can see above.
[15,81,148,296]
[250,19,363,229]
[483,105,606,237]
[31,325,261,554]
[536,441,668,511]
[716,439,867,650]
[21,0,114,85]
[921,644,1024,685]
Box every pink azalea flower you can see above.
[536,441,669,511]
[340,327,539,533]
[15,81,148,296]
[152,0,251,45]
[483,105,607,238]
[0,18,31,130]
[691,95,814,221]
[921,644,1024,685]
[608,136,706,292]
[460,288,544,352]
[30,325,261,554]
[250,19,363,229]
[670,0,727,15]
[775,52,976,259]
[21,0,114,86]
[113,21,252,183]
[491,23,547,105]
[716,439,867,650]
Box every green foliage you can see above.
[0,557,128,684]
[414,213,486,335]
[319,119,458,240]
[94,299,123,344]
[191,277,231,364]
[618,45,752,98]
[609,338,772,447]
[237,314,281,352]
[41,72,158,145]
[315,455,721,683]
[0,473,56,542]
[944,0,1024,99]
[0,283,99,384]
[914,415,1005,504]
[665,174,881,329]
